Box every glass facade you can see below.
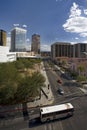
[11,27,27,52]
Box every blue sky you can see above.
[0,0,87,51]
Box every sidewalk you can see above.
[27,62,54,108]
[80,87,87,94]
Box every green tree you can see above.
[0,59,44,105]
[0,81,17,104]
[16,72,45,103]
[0,62,19,84]
[0,62,22,104]
[77,65,85,75]
[14,60,25,70]
[77,75,87,82]
[70,71,78,79]
[62,60,67,66]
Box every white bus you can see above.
[40,103,74,122]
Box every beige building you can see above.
[0,30,6,46]
[16,51,35,58]
[51,42,74,59]
[31,34,40,54]
[51,42,87,59]
[74,43,87,58]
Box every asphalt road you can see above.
[0,60,87,130]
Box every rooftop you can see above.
[40,103,74,115]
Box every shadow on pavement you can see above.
[63,82,79,87]
[28,116,72,128]
[22,103,29,121]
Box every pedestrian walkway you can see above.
[27,62,54,108]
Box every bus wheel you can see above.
[67,112,73,117]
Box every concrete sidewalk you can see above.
[27,62,54,108]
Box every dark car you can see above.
[58,88,64,95]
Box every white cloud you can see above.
[8,32,11,35]
[84,9,87,15]
[13,24,19,27]
[75,37,79,40]
[69,2,81,18]
[41,44,51,51]
[55,37,59,41]
[82,40,87,43]
[26,44,31,51]
[71,42,76,44]
[63,2,87,37]
[23,24,27,28]
[25,44,51,52]
[56,0,62,2]
[80,33,87,37]
[26,38,30,42]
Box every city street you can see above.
[0,60,87,130]
[1,0,87,129]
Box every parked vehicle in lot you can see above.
[57,79,62,84]
[58,88,64,95]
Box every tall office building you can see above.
[51,42,74,59]
[11,27,27,52]
[0,30,6,46]
[31,34,40,54]
[74,43,87,58]
[51,42,87,59]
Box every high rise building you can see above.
[31,34,40,54]
[7,37,11,51]
[11,27,27,52]
[74,43,87,58]
[51,42,74,59]
[51,42,87,59]
[0,30,6,46]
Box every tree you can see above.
[16,72,45,103]
[0,62,22,104]
[14,60,25,70]
[0,62,19,84]
[77,75,87,82]
[77,65,85,76]
[0,59,44,105]
[62,60,67,66]
[0,82,17,104]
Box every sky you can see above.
[0,0,87,51]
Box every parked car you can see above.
[57,79,62,84]
[58,88,64,95]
